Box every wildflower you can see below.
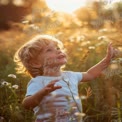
[110,63,119,70]
[88,46,95,50]
[69,117,76,121]
[119,58,122,64]
[74,112,86,117]
[22,20,29,24]
[103,59,122,79]
[77,35,85,42]
[75,96,80,100]
[12,85,19,89]
[80,95,87,100]
[29,24,35,28]
[8,74,16,79]
[69,37,75,42]
[99,28,108,33]
[118,47,122,51]
[81,41,91,46]
[98,36,107,41]
[1,81,10,86]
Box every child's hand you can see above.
[44,80,62,95]
[105,43,119,61]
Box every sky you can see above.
[45,0,122,13]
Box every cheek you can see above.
[43,56,57,66]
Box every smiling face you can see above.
[39,41,67,68]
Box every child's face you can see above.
[38,42,67,68]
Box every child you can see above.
[14,35,117,122]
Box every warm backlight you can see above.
[45,0,87,13]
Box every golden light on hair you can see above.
[14,35,64,77]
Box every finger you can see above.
[107,42,112,51]
[53,86,62,90]
[107,43,112,54]
[107,43,114,59]
[50,79,61,84]
[45,86,62,93]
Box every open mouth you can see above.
[57,55,66,59]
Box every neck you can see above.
[43,66,61,76]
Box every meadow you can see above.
[0,0,122,122]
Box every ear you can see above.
[30,60,42,68]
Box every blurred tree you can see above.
[0,0,36,30]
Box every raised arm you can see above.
[22,80,62,109]
[82,43,118,82]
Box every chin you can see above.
[59,60,67,65]
[55,58,67,66]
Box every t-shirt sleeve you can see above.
[72,72,83,83]
[25,79,43,96]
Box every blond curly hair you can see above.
[14,35,63,77]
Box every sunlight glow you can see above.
[45,0,122,13]
[45,0,87,13]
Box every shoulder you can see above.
[27,76,45,87]
[62,71,83,83]
[62,71,82,76]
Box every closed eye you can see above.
[46,48,53,52]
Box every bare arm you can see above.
[82,43,118,82]
[22,80,62,110]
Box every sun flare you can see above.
[45,0,88,13]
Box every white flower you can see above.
[88,46,95,50]
[8,74,16,79]
[81,41,91,46]
[119,58,122,62]
[75,96,80,100]
[80,95,87,100]
[111,60,118,63]
[75,112,86,117]
[98,36,107,41]
[110,63,119,70]
[1,81,10,86]
[99,28,108,33]
[77,35,85,42]
[69,37,75,42]
[12,85,19,89]
[22,20,29,24]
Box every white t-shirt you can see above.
[26,71,83,122]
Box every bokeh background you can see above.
[0,0,122,121]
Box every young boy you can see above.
[14,35,117,122]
